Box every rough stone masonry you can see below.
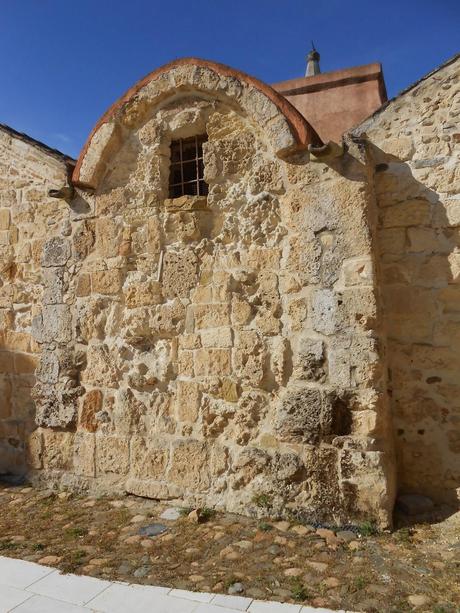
[0,54,459,528]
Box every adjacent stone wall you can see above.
[356,56,460,505]
[27,65,395,527]
[0,127,70,475]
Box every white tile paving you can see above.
[0,585,31,612]
[11,594,91,613]
[169,588,214,603]
[248,601,303,613]
[0,555,341,612]
[211,593,253,610]
[26,570,110,606]
[0,557,53,589]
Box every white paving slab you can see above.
[249,601,303,613]
[0,557,53,590]
[27,570,110,606]
[87,582,197,613]
[211,593,253,610]
[194,604,247,613]
[11,594,91,612]
[0,585,32,612]
[0,556,338,613]
[170,588,214,603]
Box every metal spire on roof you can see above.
[306,41,321,76]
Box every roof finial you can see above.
[306,41,321,77]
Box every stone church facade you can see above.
[0,54,458,528]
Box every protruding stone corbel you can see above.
[308,141,345,162]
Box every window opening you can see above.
[169,135,208,198]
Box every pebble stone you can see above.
[160,508,181,521]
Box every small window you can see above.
[169,135,208,198]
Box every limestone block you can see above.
[111,387,150,436]
[276,388,323,444]
[200,326,233,348]
[342,287,377,331]
[76,273,91,297]
[146,217,161,254]
[310,289,342,336]
[0,330,32,353]
[164,195,207,212]
[270,337,291,387]
[287,297,308,332]
[125,478,182,500]
[95,217,121,257]
[341,257,374,287]
[195,348,231,377]
[248,160,285,195]
[219,378,239,402]
[130,436,168,479]
[26,429,43,469]
[208,131,256,177]
[79,389,103,432]
[73,432,95,477]
[377,228,407,255]
[41,237,70,267]
[191,285,213,304]
[194,304,229,329]
[73,221,95,260]
[91,269,123,295]
[83,344,119,388]
[381,136,415,160]
[42,267,67,305]
[233,330,265,385]
[177,350,194,377]
[96,435,129,475]
[124,281,163,307]
[162,250,198,298]
[294,338,326,382]
[254,307,281,336]
[149,300,186,337]
[33,383,83,428]
[179,333,201,350]
[407,227,439,253]
[41,430,74,470]
[327,338,352,387]
[168,440,210,491]
[35,351,60,384]
[382,200,431,228]
[176,380,201,421]
[78,120,119,186]
[231,296,253,326]
[0,209,10,230]
[32,304,72,344]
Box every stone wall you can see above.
[356,55,460,505]
[26,63,395,527]
[0,126,70,475]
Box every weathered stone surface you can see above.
[162,250,198,298]
[12,55,460,530]
[41,237,70,267]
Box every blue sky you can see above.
[0,0,458,159]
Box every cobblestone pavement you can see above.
[0,484,458,611]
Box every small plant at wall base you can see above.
[252,493,273,510]
[290,579,310,602]
[358,520,378,536]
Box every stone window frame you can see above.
[168,134,208,199]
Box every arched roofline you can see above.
[72,57,322,189]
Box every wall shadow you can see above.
[367,142,459,517]
[0,337,36,485]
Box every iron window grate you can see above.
[169,135,208,198]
